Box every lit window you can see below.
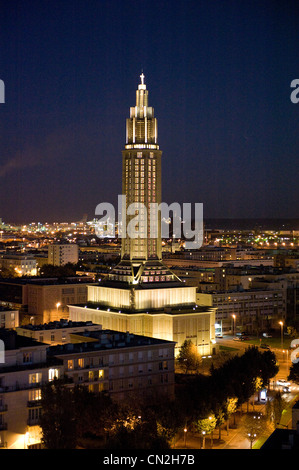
[29,373,42,384]
[48,368,59,381]
[29,389,41,401]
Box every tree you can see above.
[214,405,225,440]
[287,326,298,339]
[265,391,287,428]
[154,401,184,447]
[39,263,77,278]
[177,339,201,374]
[0,266,17,278]
[259,349,279,387]
[288,361,299,384]
[106,409,170,449]
[40,379,77,449]
[40,379,117,449]
[243,412,268,449]
[194,414,217,448]
[224,397,238,432]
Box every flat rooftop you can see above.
[0,277,95,286]
[18,319,98,331]
[70,301,213,316]
[0,329,46,350]
[48,329,176,357]
[0,305,18,312]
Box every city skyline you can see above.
[0,0,299,224]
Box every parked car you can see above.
[277,379,290,387]
[260,343,270,349]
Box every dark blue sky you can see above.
[0,0,298,223]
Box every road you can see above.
[173,336,299,449]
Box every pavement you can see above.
[173,391,299,450]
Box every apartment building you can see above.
[0,327,175,449]
[214,265,299,291]
[48,329,176,403]
[0,330,63,449]
[197,287,287,335]
[0,277,94,325]
[48,244,79,266]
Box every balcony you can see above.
[27,400,42,408]
[27,418,40,427]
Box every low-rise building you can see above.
[16,319,101,345]
[197,287,287,335]
[0,307,19,329]
[0,277,95,325]
[48,244,79,266]
[0,254,37,276]
[0,330,63,449]
[0,327,176,449]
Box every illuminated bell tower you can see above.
[122,72,162,261]
[109,74,180,286]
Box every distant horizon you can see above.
[2,216,299,232]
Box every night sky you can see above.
[0,0,298,224]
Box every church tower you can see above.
[108,74,181,286]
[122,72,162,261]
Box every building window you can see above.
[48,368,59,381]
[28,407,41,423]
[29,389,41,401]
[29,373,42,385]
[78,358,84,369]
[68,360,74,370]
[23,352,32,364]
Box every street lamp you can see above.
[248,432,257,449]
[202,431,206,449]
[183,427,187,447]
[56,302,61,315]
[232,314,236,335]
[279,321,283,349]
